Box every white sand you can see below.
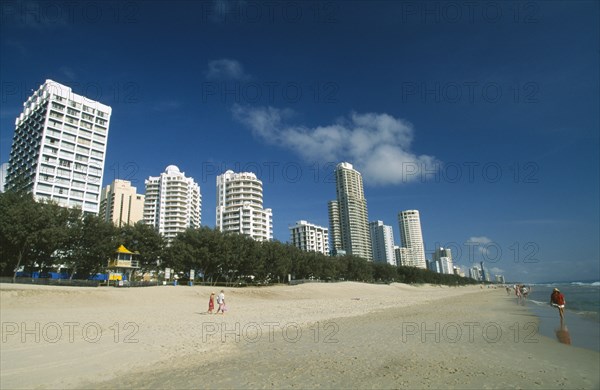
[1,282,598,389]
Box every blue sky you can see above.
[1,1,598,283]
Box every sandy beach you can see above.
[1,282,598,389]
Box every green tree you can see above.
[262,241,292,283]
[0,192,73,280]
[63,213,118,277]
[118,222,165,271]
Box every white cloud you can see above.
[465,236,502,261]
[465,236,493,256]
[205,59,250,81]
[232,105,440,185]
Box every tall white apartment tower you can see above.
[289,220,329,255]
[0,162,8,193]
[369,221,396,265]
[216,170,273,241]
[327,200,343,254]
[99,179,145,227]
[329,162,372,260]
[5,80,111,214]
[398,210,427,269]
[143,165,201,241]
[433,247,453,275]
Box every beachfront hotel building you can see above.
[433,247,454,274]
[0,162,7,193]
[216,170,273,241]
[395,245,415,267]
[469,266,482,281]
[289,220,329,255]
[143,165,201,241]
[327,200,343,254]
[370,220,396,265]
[5,80,111,214]
[397,210,427,268]
[480,261,490,282]
[99,179,145,227]
[328,162,372,261]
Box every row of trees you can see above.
[0,191,476,286]
[0,191,164,280]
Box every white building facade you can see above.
[216,170,272,241]
[397,210,427,269]
[329,162,372,261]
[289,220,329,255]
[327,200,342,254]
[0,162,7,193]
[469,266,482,281]
[143,165,201,241]
[6,80,111,214]
[99,179,145,227]
[370,221,396,265]
[433,247,454,275]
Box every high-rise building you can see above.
[469,266,482,281]
[369,220,396,265]
[432,247,452,263]
[99,179,145,227]
[427,259,440,273]
[394,246,413,267]
[397,210,426,268]
[289,220,329,255]
[0,162,8,193]
[438,257,453,274]
[143,165,201,241]
[328,162,372,260]
[328,200,342,253]
[5,80,111,214]
[480,261,490,282]
[216,170,272,241]
[433,247,453,274]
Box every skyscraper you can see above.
[327,200,342,254]
[369,220,396,265]
[216,170,272,241]
[143,165,201,241]
[469,266,482,281]
[480,261,490,282]
[99,179,145,227]
[289,220,329,255]
[0,162,8,193]
[5,80,111,214]
[329,162,372,260]
[398,210,426,268]
[433,247,453,275]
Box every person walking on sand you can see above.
[522,285,529,302]
[208,292,215,314]
[215,290,226,314]
[550,287,566,320]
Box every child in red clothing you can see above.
[208,292,215,314]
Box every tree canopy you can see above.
[0,191,476,287]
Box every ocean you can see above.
[520,281,600,351]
